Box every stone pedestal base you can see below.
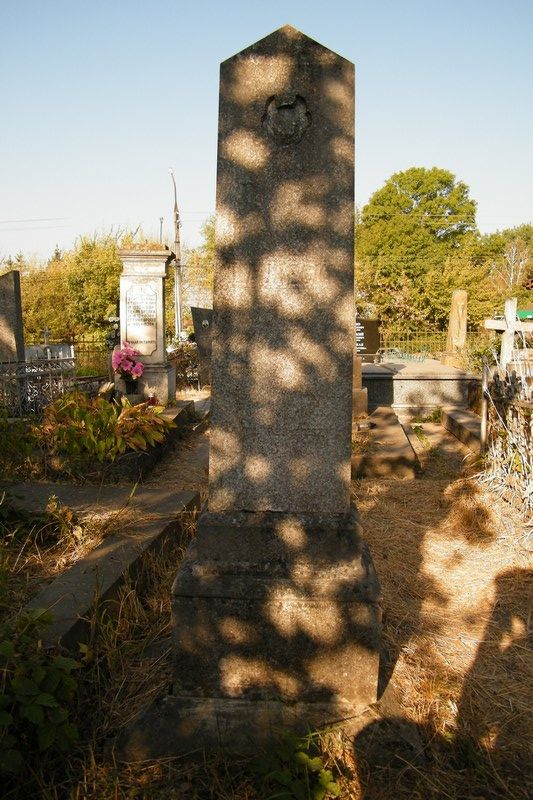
[118,695,375,760]
[117,509,381,758]
[123,510,380,758]
[115,362,176,405]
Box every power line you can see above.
[0,217,67,224]
[0,225,71,232]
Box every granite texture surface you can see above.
[172,509,381,708]
[163,28,381,757]
[209,24,355,514]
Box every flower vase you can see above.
[121,378,142,404]
[124,378,138,395]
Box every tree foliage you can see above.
[16,231,164,342]
[20,254,75,341]
[482,224,533,304]
[356,167,479,330]
[64,235,122,333]
[424,235,501,327]
[183,216,215,308]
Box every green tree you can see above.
[20,255,75,341]
[482,224,532,306]
[356,167,478,330]
[183,216,215,309]
[64,234,123,334]
[424,234,501,327]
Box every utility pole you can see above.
[169,168,182,341]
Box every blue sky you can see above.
[1,0,532,261]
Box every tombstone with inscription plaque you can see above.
[118,250,176,403]
[355,318,381,363]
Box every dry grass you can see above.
[0,502,154,615]
[350,435,532,799]
[3,426,532,799]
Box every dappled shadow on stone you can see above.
[118,25,384,758]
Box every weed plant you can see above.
[34,390,175,476]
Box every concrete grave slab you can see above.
[442,408,482,453]
[363,359,479,414]
[352,407,419,479]
[25,490,200,651]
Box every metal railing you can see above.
[25,336,111,378]
[0,357,78,415]
[378,329,490,360]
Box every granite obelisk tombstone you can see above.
[120,25,380,757]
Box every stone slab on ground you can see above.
[352,407,419,479]
[363,359,479,413]
[441,408,482,453]
[1,480,196,519]
[175,390,210,420]
[118,696,377,759]
[25,489,200,651]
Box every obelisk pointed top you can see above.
[222,24,352,66]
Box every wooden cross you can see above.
[484,297,533,371]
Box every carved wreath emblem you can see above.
[262,94,311,145]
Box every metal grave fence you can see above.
[0,357,78,416]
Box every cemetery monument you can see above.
[191,305,213,387]
[441,289,467,367]
[118,249,176,403]
[121,25,380,756]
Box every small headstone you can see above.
[191,306,213,386]
[353,353,368,417]
[353,315,369,417]
[441,290,468,368]
[0,271,25,362]
[118,251,176,403]
[356,318,381,362]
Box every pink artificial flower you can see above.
[113,342,144,379]
[112,350,122,371]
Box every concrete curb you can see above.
[25,490,200,651]
[442,408,482,453]
[352,407,419,479]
